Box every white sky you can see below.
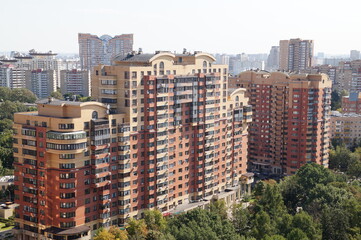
[1,0,360,55]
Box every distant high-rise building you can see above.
[342,92,361,114]
[60,69,91,96]
[279,38,314,72]
[302,65,338,87]
[26,69,56,98]
[266,46,279,70]
[229,71,332,175]
[0,63,26,89]
[350,50,360,60]
[78,33,133,71]
[336,60,361,93]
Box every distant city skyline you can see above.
[2,0,360,55]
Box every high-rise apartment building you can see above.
[301,65,338,88]
[78,33,133,71]
[279,38,314,72]
[60,69,91,97]
[335,60,361,93]
[0,63,26,88]
[13,51,253,239]
[13,100,126,240]
[229,70,332,175]
[350,50,360,60]
[26,69,57,98]
[92,51,252,203]
[266,46,279,71]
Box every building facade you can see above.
[350,50,360,60]
[229,70,332,175]
[330,111,361,147]
[13,51,253,239]
[266,46,279,71]
[0,64,26,88]
[279,38,314,72]
[78,33,133,71]
[342,92,361,114]
[335,60,361,92]
[26,69,57,98]
[92,51,252,208]
[60,69,91,97]
[301,65,338,88]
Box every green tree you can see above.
[0,87,11,101]
[168,208,241,240]
[256,184,287,218]
[94,228,116,240]
[209,200,228,219]
[0,119,13,132]
[9,88,36,103]
[0,101,28,120]
[143,210,167,232]
[50,91,63,99]
[331,90,341,110]
[232,204,251,235]
[286,229,308,240]
[321,207,350,240]
[263,235,286,240]
[253,181,266,198]
[329,145,357,172]
[108,226,128,240]
[127,218,148,240]
[291,211,321,240]
[251,211,275,239]
[347,159,361,178]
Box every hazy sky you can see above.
[1,0,360,55]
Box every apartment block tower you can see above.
[78,33,133,71]
[229,70,332,175]
[279,38,314,72]
[25,69,57,98]
[0,63,26,88]
[13,100,126,240]
[60,69,91,97]
[335,60,361,93]
[92,50,253,209]
[13,51,253,239]
[266,46,279,71]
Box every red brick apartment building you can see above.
[230,70,332,175]
[13,51,254,240]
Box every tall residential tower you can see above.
[230,70,332,175]
[279,38,314,72]
[78,33,133,71]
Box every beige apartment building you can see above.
[279,38,314,72]
[78,33,133,71]
[330,111,361,147]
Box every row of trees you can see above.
[94,163,361,240]
[0,87,37,103]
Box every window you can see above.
[60,202,75,208]
[92,111,98,120]
[58,124,74,129]
[59,163,75,169]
